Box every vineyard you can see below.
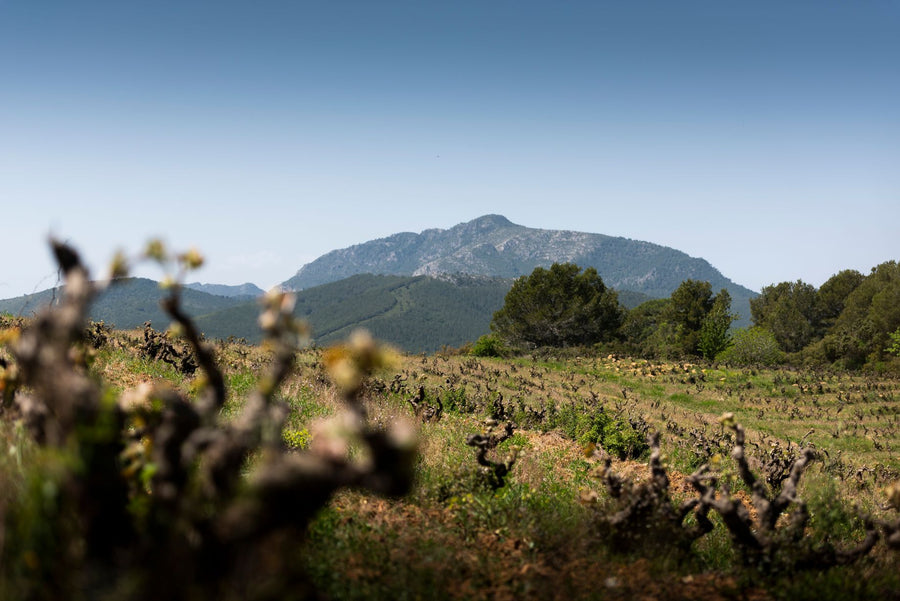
[1,244,899,600]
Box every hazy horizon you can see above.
[2,1,897,298]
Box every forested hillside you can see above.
[197,273,513,352]
[0,278,244,329]
[2,273,653,353]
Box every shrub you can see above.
[441,385,472,414]
[470,333,508,357]
[553,404,648,460]
[717,327,784,366]
[886,327,900,357]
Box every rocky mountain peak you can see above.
[459,214,514,231]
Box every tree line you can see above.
[479,261,900,372]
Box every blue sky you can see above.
[1,1,898,299]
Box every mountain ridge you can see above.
[282,214,756,324]
[0,278,246,330]
[185,282,265,299]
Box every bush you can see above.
[717,327,784,366]
[470,334,508,357]
[552,404,648,460]
[887,327,900,357]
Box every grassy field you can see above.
[2,317,900,600]
[300,349,900,600]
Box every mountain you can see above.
[195,273,513,353]
[0,272,647,353]
[185,282,264,299]
[282,214,756,323]
[0,278,247,330]
[1,216,756,351]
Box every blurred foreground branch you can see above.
[1,240,415,601]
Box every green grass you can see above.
[116,350,188,385]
